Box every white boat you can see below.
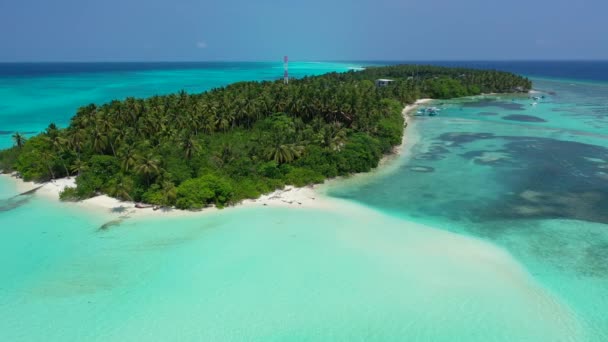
[415,107,440,116]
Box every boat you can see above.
[415,107,440,116]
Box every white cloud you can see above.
[196,41,208,49]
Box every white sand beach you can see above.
[6,175,337,219]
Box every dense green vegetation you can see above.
[0,65,531,209]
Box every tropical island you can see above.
[0,65,531,210]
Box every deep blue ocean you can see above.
[0,62,319,77]
[391,60,608,82]
[2,60,608,80]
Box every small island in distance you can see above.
[0,65,531,210]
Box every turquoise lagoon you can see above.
[330,77,608,341]
[1,62,607,341]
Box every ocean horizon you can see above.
[1,61,607,341]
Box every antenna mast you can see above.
[283,55,289,85]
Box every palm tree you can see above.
[181,135,201,160]
[265,143,304,164]
[212,143,236,168]
[70,158,88,176]
[215,112,233,131]
[317,124,347,151]
[91,129,107,154]
[39,151,56,180]
[107,175,134,201]
[42,135,70,177]
[106,128,120,157]
[201,113,216,134]
[118,146,139,172]
[135,154,161,186]
[12,132,26,148]
[160,180,177,206]
[45,123,59,137]
[69,128,85,156]
[48,134,67,152]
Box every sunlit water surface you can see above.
[1,62,607,341]
[330,77,608,341]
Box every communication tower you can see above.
[283,56,289,85]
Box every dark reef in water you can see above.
[98,219,125,231]
[0,197,31,212]
[0,185,42,212]
[0,130,37,135]
[495,138,608,224]
[16,186,43,196]
[502,115,547,122]
[413,153,444,161]
[408,166,435,173]
[437,133,608,225]
[460,150,515,166]
[463,100,525,110]
[428,144,450,154]
[437,132,496,147]
[411,144,452,162]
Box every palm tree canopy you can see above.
[12,132,26,148]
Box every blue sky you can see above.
[0,0,606,61]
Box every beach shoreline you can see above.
[1,99,432,219]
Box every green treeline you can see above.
[0,65,531,209]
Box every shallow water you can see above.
[329,77,608,341]
[0,198,584,341]
[1,62,607,341]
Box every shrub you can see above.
[258,161,281,178]
[59,186,80,201]
[284,167,325,187]
[142,184,164,205]
[336,133,382,174]
[175,174,234,209]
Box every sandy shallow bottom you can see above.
[324,87,608,341]
[0,196,584,341]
